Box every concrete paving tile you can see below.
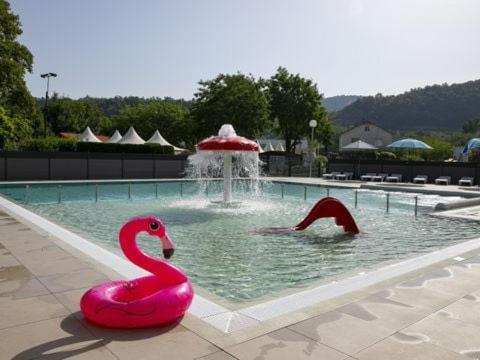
[288,310,391,355]
[398,266,480,298]
[21,255,90,277]
[372,284,460,312]
[355,335,467,360]
[225,328,349,360]
[197,350,238,360]
[0,294,68,329]
[38,268,109,293]
[0,315,117,360]
[1,234,57,255]
[105,324,219,360]
[0,263,31,281]
[0,277,50,299]
[335,294,428,333]
[436,297,480,329]
[0,249,20,267]
[404,313,480,356]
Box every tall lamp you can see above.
[40,72,57,137]
[309,119,318,177]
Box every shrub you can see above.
[18,137,77,152]
[76,142,174,155]
[14,137,174,155]
[377,151,396,160]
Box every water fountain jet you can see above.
[189,124,261,204]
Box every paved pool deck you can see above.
[2,179,480,359]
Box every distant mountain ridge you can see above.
[331,80,480,132]
[322,95,361,112]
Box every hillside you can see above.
[332,80,480,132]
[322,95,361,112]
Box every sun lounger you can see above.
[335,172,353,180]
[360,173,376,181]
[386,174,402,182]
[323,171,341,179]
[413,175,428,184]
[459,177,474,186]
[435,176,451,185]
[371,173,388,182]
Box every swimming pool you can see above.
[1,180,478,303]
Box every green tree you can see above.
[419,137,454,161]
[190,73,269,140]
[0,0,36,137]
[0,104,31,148]
[266,67,329,152]
[47,95,108,134]
[112,101,193,147]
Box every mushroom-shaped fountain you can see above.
[191,124,261,204]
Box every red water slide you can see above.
[294,197,360,233]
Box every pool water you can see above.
[2,181,479,303]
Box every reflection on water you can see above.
[3,182,477,302]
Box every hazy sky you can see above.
[10,0,480,99]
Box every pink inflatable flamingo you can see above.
[80,217,193,328]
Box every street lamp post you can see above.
[309,119,318,177]
[40,72,57,137]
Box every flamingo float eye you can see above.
[149,222,160,231]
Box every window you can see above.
[365,125,370,132]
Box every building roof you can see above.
[339,121,392,136]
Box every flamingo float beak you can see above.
[163,248,174,259]
[161,231,175,259]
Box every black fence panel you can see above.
[0,152,188,181]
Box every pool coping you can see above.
[3,181,480,336]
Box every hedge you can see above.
[16,137,174,155]
[76,142,174,154]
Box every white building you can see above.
[339,122,392,149]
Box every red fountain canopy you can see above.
[196,124,260,152]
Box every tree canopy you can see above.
[0,0,37,146]
[190,73,269,140]
[113,101,193,146]
[266,67,331,152]
[46,95,110,135]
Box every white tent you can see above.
[146,130,187,154]
[107,130,122,143]
[275,143,285,152]
[264,142,275,152]
[79,126,101,143]
[256,140,264,153]
[118,126,145,145]
[341,140,377,152]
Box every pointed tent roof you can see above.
[275,143,285,152]
[118,126,145,145]
[79,126,101,143]
[107,130,122,143]
[256,140,264,153]
[146,130,187,153]
[341,140,377,151]
[264,142,275,152]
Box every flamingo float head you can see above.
[121,216,176,259]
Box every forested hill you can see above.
[322,95,361,112]
[332,80,480,132]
